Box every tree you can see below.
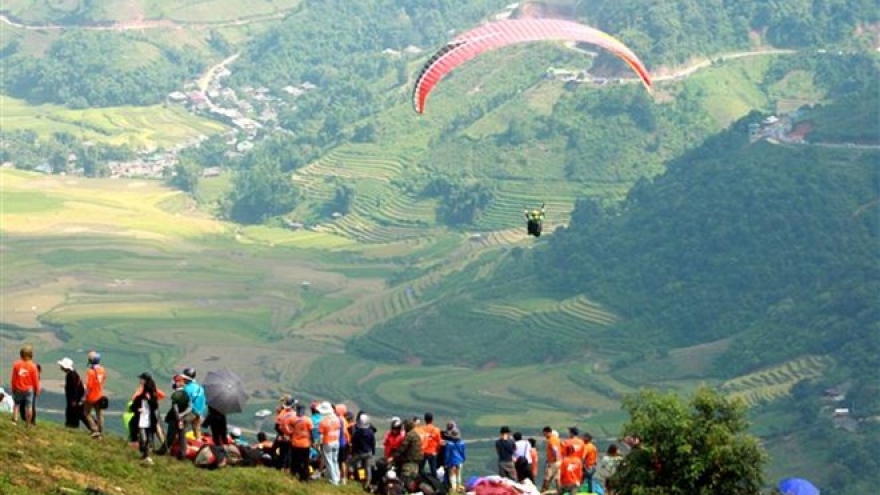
[168,158,201,193]
[611,387,767,495]
[225,158,298,224]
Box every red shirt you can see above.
[560,456,584,487]
[11,360,40,395]
[384,430,405,458]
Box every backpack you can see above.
[194,445,227,469]
[223,444,244,466]
[417,473,447,495]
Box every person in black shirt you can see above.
[58,358,87,428]
[495,426,517,480]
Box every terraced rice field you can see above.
[294,146,443,243]
[471,295,629,348]
[0,96,225,150]
[721,355,833,407]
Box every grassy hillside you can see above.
[0,420,346,495]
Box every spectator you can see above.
[180,367,206,438]
[513,432,533,482]
[58,357,86,429]
[394,418,424,487]
[287,402,314,482]
[132,372,161,465]
[0,388,13,414]
[318,401,342,485]
[444,427,467,493]
[10,344,41,427]
[582,433,598,492]
[230,427,249,447]
[596,444,624,495]
[495,426,516,480]
[83,351,107,439]
[420,412,442,476]
[351,413,377,488]
[541,427,562,492]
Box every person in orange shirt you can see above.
[419,412,442,476]
[10,344,41,427]
[559,452,584,495]
[285,402,313,482]
[318,401,342,485]
[83,351,108,439]
[542,427,562,492]
[562,427,586,462]
[582,433,599,493]
[528,438,539,481]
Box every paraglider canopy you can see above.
[412,18,653,114]
[778,478,819,495]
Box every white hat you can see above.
[317,401,334,415]
[230,427,242,437]
[0,387,6,396]
[58,357,75,370]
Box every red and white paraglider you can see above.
[412,19,654,114]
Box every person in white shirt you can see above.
[512,431,533,483]
[0,388,14,414]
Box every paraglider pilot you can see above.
[524,203,545,237]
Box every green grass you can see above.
[0,96,227,150]
[0,419,354,495]
[0,190,65,214]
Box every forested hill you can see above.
[579,0,879,69]
[542,111,879,377]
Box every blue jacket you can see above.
[183,381,207,417]
[445,438,466,467]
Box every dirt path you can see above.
[198,51,241,93]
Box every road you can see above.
[198,52,242,93]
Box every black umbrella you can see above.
[203,369,249,415]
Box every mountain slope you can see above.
[351,103,879,372]
[0,421,345,495]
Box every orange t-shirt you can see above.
[130,385,166,402]
[319,415,341,444]
[563,437,586,460]
[420,424,442,455]
[11,360,40,395]
[277,410,296,435]
[560,456,584,487]
[584,442,598,468]
[530,448,539,478]
[546,434,562,463]
[289,415,314,448]
[85,365,107,403]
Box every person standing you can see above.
[132,372,160,465]
[10,344,41,427]
[420,412,442,476]
[351,413,377,488]
[318,401,342,485]
[582,433,599,493]
[444,427,467,493]
[595,444,624,495]
[287,402,314,482]
[383,416,405,461]
[528,438,539,482]
[180,368,206,438]
[83,351,107,439]
[394,418,424,487]
[495,426,517,480]
[541,427,562,492]
[513,432,533,482]
[58,357,86,428]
